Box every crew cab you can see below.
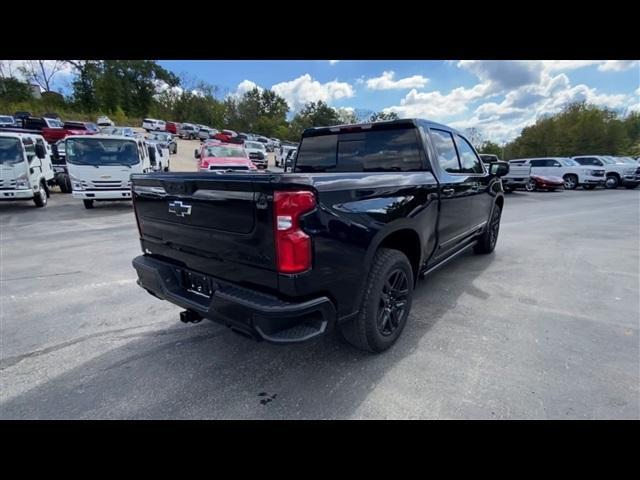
[65,134,159,209]
[0,132,54,207]
[571,155,640,189]
[509,157,605,190]
[243,140,268,168]
[131,119,509,353]
[194,141,257,172]
[42,121,99,144]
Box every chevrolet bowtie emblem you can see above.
[168,200,192,217]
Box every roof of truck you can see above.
[303,118,464,137]
[64,134,138,141]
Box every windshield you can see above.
[245,142,264,150]
[618,157,635,164]
[204,145,246,158]
[561,158,579,166]
[66,138,140,166]
[0,116,14,123]
[599,157,615,164]
[149,133,169,141]
[0,137,24,165]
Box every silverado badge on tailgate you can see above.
[168,200,192,217]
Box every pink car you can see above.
[196,141,257,172]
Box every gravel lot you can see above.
[0,184,638,419]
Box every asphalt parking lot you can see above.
[0,187,638,419]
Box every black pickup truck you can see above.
[131,119,509,352]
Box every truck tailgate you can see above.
[132,173,278,290]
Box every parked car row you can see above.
[480,154,640,192]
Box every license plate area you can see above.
[179,270,215,298]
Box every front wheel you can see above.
[605,175,619,189]
[525,178,537,192]
[474,204,501,254]
[33,186,47,207]
[83,199,94,209]
[563,174,578,190]
[338,248,414,353]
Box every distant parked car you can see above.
[213,129,242,144]
[179,123,198,139]
[194,140,257,172]
[165,121,180,134]
[0,115,15,127]
[101,126,135,137]
[525,175,565,192]
[147,131,177,154]
[277,145,298,167]
[510,157,605,190]
[198,127,218,141]
[479,154,500,164]
[97,116,114,127]
[243,140,268,169]
[142,118,166,132]
[572,155,640,190]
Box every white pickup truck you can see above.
[509,157,605,190]
[65,134,162,209]
[480,154,530,192]
[571,155,640,189]
[0,132,54,207]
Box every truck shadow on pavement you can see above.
[1,250,494,420]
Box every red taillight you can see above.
[273,190,316,274]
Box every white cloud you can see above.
[457,60,542,93]
[365,71,428,90]
[383,83,490,118]
[540,60,602,72]
[271,74,354,110]
[235,79,263,96]
[329,60,340,65]
[597,60,640,72]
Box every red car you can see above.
[525,175,565,192]
[165,121,180,134]
[212,129,243,144]
[195,141,257,172]
[42,121,99,144]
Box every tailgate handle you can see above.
[256,193,267,209]
[134,185,167,197]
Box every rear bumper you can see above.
[132,255,336,344]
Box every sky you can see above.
[6,59,640,144]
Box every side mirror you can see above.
[490,161,509,177]
[35,143,46,159]
[194,149,200,159]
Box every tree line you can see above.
[0,60,397,141]
[477,102,640,159]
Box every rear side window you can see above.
[455,135,484,174]
[430,129,460,173]
[295,127,423,173]
[529,160,545,167]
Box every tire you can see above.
[525,178,537,192]
[83,199,94,209]
[503,186,514,193]
[582,184,596,190]
[605,174,619,189]
[563,174,578,190]
[33,184,47,207]
[57,173,72,193]
[624,183,639,190]
[474,204,502,255]
[338,248,414,353]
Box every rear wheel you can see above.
[83,199,94,209]
[605,174,619,189]
[625,183,639,190]
[58,173,72,193]
[338,248,414,353]
[563,174,578,190]
[474,204,501,254]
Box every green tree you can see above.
[369,111,399,122]
[291,101,341,137]
[478,140,503,158]
[0,77,32,103]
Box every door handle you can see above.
[442,188,455,196]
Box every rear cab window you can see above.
[295,125,424,173]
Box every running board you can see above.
[419,241,477,278]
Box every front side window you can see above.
[455,135,484,174]
[0,137,24,165]
[430,129,460,173]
